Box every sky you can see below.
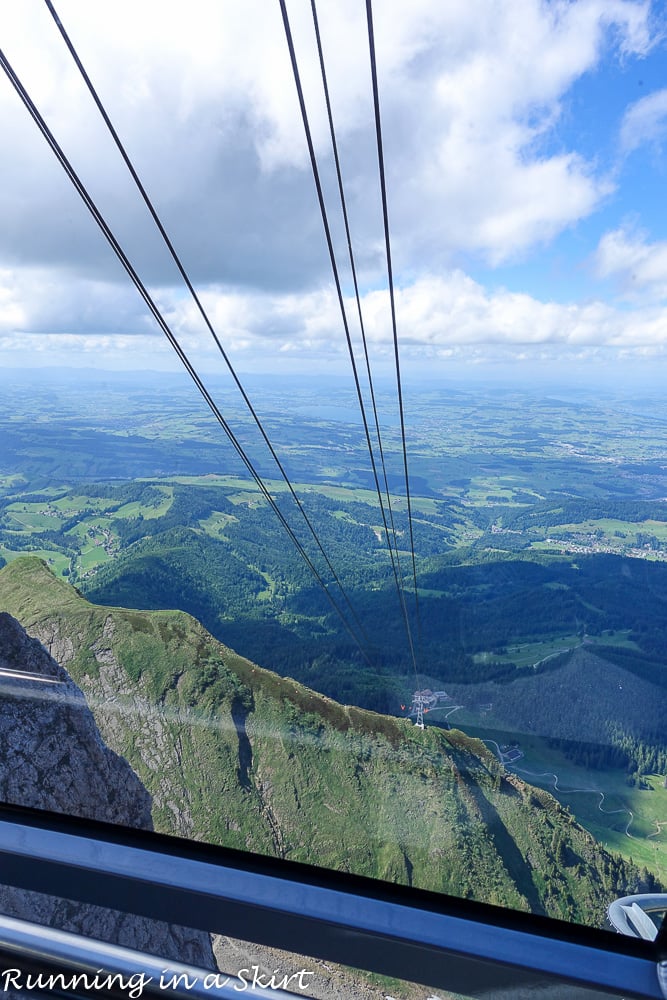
[1,0,667,384]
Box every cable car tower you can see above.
[407,689,450,729]
[411,690,431,730]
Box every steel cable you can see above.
[43,0,372,651]
[365,0,422,652]
[308,0,415,657]
[279,0,418,677]
[0,45,374,666]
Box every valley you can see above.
[0,368,665,923]
[0,555,659,931]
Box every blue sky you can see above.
[1,0,667,382]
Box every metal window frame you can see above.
[0,914,304,1000]
[0,802,664,999]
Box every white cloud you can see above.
[2,0,665,380]
[361,273,667,352]
[0,332,163,356]
[4,265,667,371]
[0,270,26,329]
[371,0,649,266]
[0,0,654,292]
[620,87,667,153]
[0,267,154,336]
[594,227,667,299]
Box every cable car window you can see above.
[0,0,665,975]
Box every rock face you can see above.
[0,611,152,826]
[0,611,214,970]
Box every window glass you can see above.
[0,0,665,944]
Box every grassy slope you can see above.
[0,557,654,926]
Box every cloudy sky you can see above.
[1,0,666,381]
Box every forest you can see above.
[1,375,667,793]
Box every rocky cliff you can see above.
[0,611,152,825]
[0,609,214,969]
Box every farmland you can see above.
[0,368,665,882]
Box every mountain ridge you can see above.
[0,555,658,927]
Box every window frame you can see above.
[0,802,664,1000]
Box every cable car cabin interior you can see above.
[0,1,666,998]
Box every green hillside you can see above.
[0,556,658,927]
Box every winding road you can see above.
[481,739,637,840]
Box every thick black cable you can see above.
[0,45,373,667]
[42,0,371,653]
[365,0,422,649]
[279,0,418,677]
[308,0,411,630]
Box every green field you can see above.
[516,747,667,882]
[0,548,70,576]
[457,725,667,882]
[112,492,174,519]
[159,474,440,513]
[549,517,667,541]
[0,473,27,491]
[472,631,639,669]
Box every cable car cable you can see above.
[365,0,422,650]
[0,45,374,667]
[307,0,420,697]
[279,0,418,677]
[308,0,412,639]
[42,0,372,652]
